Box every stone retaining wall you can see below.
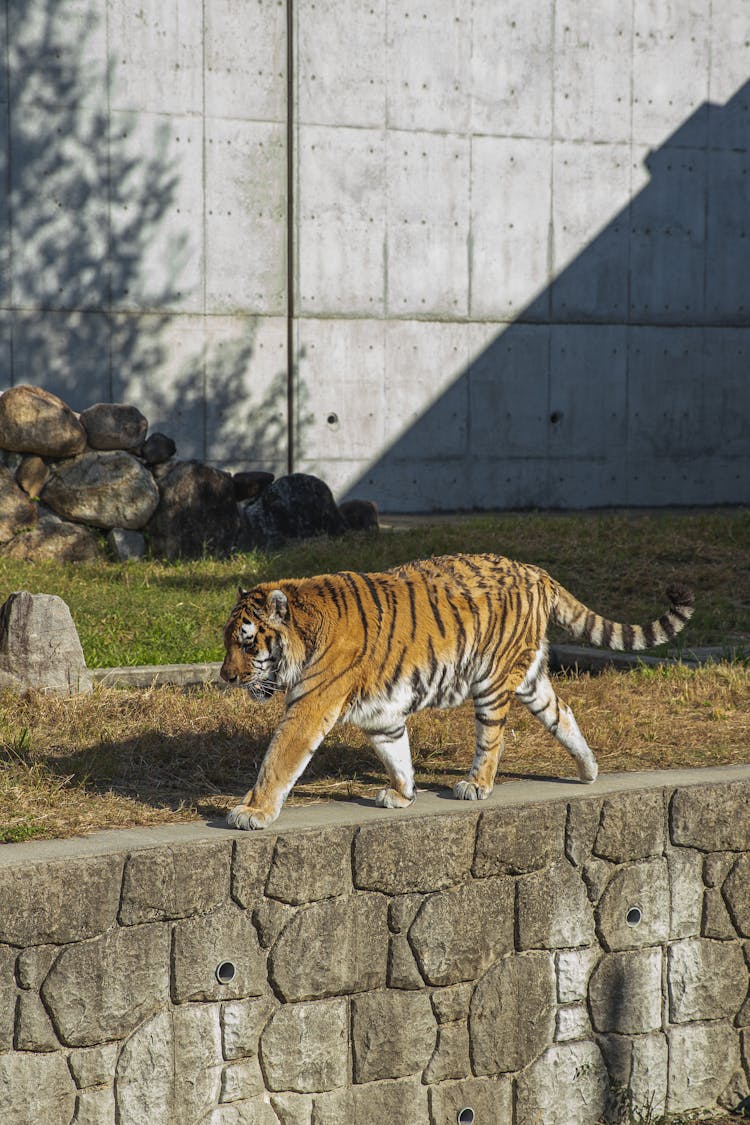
[0,770,749,1124]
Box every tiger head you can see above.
[221,585,295,700]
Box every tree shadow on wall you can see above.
[347,81,750,512]
[1,0,290,473]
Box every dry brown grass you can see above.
[1,662,748,842]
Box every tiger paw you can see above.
[453,780,492,801]
[226,804,277,830]
[375,787,415,810]
[577,760,599,784]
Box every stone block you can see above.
[516,1041,608,1125]
[668,939,748,1023]
[667,1022,742,1114]
[221,997,276,1061]
[593,791,665,862]
[172,907,266,1004]
[557,946,600,1003]
[703,887,738,940]
[387,934,424,990]
[431,982,473,1024]
[595,858,670,951]
[724,854,750,936]
[668,847,704,940]
[670,781,750,851]
[565,796,602,867]
[517,860,595,949]
[260,998,348,1093]
[14,991,60,1051]
[0,855,119,946]
[220,1058,264,1102]
[428,1076,513,1125]
[423,1021,471,1083]
[409,878,514,987]
[387,893,423,934]
[68,1043,119,1088]
[271,1092,313,1125]
[0,591,93,697]
[42,923,170,1047]
[119,841,231,924]
[252,899,296,950]
[0,1050,77,1125]
[231,834,276,908]
[312,1076,427,1122]
[588,948,663,1034]
[631,1033,668,1119]
[269,893,388,1002]
[354,814,476,894]
[469,951,556,1074]
[473,801,567,877]
[72,1084,116,1125]
[556,1003,592,1043]
[352,989,435,1083]
[0,946,16,1049]
[704,851,736,888]
[582,856,616,904]
[266,827,354,904]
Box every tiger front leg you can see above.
[454,687,510,801]
[227,701,338,829]
[368,726,416,810]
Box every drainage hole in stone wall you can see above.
[215,960,237,985]
[457,1109,475,1125]
[626,905,643,927]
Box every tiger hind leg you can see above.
[515,669,598,783]
[454,687,511,801]
[368,726,416,809]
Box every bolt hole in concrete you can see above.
[549,410,564,424]
[215,960,237,985]
[626,905,643,927]
[326,412,340,430]
[457,1109,475,1125]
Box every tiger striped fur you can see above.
[221,553,694,829]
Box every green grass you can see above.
[0,509,747,668]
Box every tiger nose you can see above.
[220,663,237,684]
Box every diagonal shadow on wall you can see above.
[343,81,750,513]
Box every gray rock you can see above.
[667,1022,741,1114]
[595,857,670,951]
[668,847,704,940]
[469,951,556,1074]
[266,826,354,904]
[0,1051,77,1125]
[252,898,296,949]
[106,526,146,560]
[0,854,120,944]
[14,991,60,1051]
[15,454,49,498]
[141,431,176,464]
[704,851,736,887]
[221,1058,265,1102]
[588,948,662,1033]
[671,781,750,851]
[428,1077,512,1125]
[409,878,514,987]
[473,800,567,876]
[260,998,348,1093]
[630,1033,668,1120]
[724,853,750,936]
[387,933,425,989]
[0,463,37,542]
[0,384,86,457]
[272,1091,313,1125]
[387,892,424,934]
[565,796,602,867]
[703,886,738,939]
[118,841,231,925]
[594,790,665,861]
[68,1043,119,1088]
[515,1041,608,1125]
[351,990,435,1082]
[423,1021,471,1083]
[42,449,159,529]
[555,1003,591,1042]
[2,509,101,562]
[79,402,148,450]
[430,982,473,1024]
[668,938,748,1022]
[147,459,240,558]
[172,907,266,1003]
[0,946,16,1049]
[516,860,595,949]
[354,814,477,894]
[269,893,388,1002]
[70,1085,116,1125]
[42,923,170,1046]
[15,945,58,990]
[0,590,92,695]
[231,834,277,909]
[241,473,346,549]
[556,945,600,1003]
[221,997,277,1061]
[312,1076,427,1122]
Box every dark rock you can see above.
[240,473,346,549]
[2,508,101,563]
[146,460,240,559]
[0,464,38,542]
[15,455,50,499]
[106,527,146,561]
[79,403,148,451]
[141,432,176,465]
[339,497,379,532]
[0,384,86,457]
[232,470,274,502]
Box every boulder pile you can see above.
[0,385,378,562]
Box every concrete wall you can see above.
[0,768,749,1124]
[2,1,749,511]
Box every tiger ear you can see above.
[266,589,289,624]
[238,586,249,600]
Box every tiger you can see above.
[220,553,694,829]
